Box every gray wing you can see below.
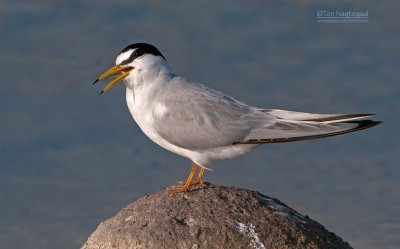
[237,110,380,144]
[152,79,276,150]
[258,109,374,123]
[238,119,380,144]
[152,78,380,149]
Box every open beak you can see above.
[93,65,134,95]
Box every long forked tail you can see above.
[234,110,382,145]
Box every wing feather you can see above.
[235,120,381,144]
[152,79,275,150]
[151,78,380,149]
[260,109,374,123]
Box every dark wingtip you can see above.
[93,79,99,85]
[359,120,383,129]
[99,90,104,95]
[233,119,383,145]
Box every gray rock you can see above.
[82,183,352,249]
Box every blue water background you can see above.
[0,1,399,248]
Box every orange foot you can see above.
[167,163,205,194]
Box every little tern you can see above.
[93,43,381,193]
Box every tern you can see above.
[93,43,381,193]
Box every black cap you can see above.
[118,43,166,65]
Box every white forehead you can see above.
[115,49,136,65]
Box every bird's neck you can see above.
[124,64,173,92]
[124,64,174,109]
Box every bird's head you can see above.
[93,43,167,94]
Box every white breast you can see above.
[125,86,190,157]
[153,102,168,118]
[125,86,161,143]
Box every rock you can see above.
[82,183,352,249]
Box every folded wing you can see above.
[235,110,380,144]
[153,79,381,149]
[152,80,276,150]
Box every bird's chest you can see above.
[125,87,165,143]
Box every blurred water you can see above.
[0,1,399,248]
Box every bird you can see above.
[93,43,381,194]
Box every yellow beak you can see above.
[93,65,134,94]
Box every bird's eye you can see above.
[135,49,144,57]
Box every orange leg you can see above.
[194,167,205,185]
[168,163,198,194]
[177,165,205,187]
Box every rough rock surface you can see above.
[82,183,352,249]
